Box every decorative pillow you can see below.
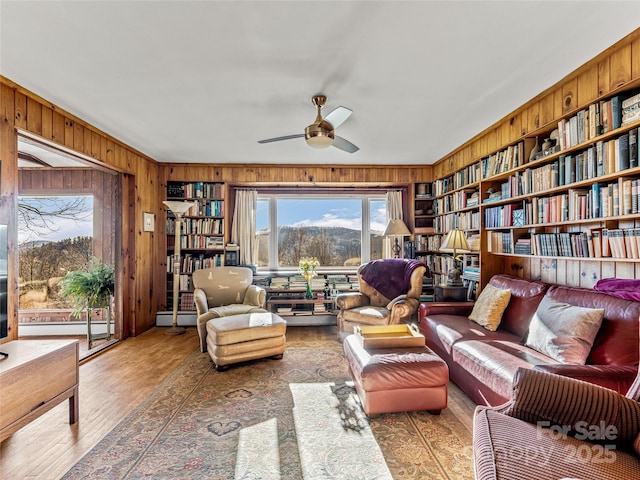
[468,284,511,331]
[525,295,604,364]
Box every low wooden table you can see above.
[0,339,79,441]
[266,297,336,326]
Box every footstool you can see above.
[206,312,286,370]
[343,333,449,415]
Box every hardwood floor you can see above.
[0,325,476,479]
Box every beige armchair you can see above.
[192,266,267,352]
[335,259,427,339]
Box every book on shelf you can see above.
[527,228,639,259]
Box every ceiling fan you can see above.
[258,95,359,153]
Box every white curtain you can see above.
[231,189,257,266]
[386,190,403,221]
[385,190,404,258]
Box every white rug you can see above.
[290,382,393,480]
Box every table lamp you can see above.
[163,200,196,335]
[439,229,469,286]
[383,219,411,258]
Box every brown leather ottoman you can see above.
[343,333,449,415]
[206,312,286,370]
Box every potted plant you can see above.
[60,258,114,347]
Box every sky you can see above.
[18,196,93,244]
[256,198,387,233]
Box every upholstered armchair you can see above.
[192,266,267,353]
[473,367,640,480]
[335,258,427,339]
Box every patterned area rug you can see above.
[63,340,473,479]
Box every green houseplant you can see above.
[60,258,114,348]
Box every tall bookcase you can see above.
[164,181,226,311]
[428,163,482,287]
[427,86,640,292]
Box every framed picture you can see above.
[143,212,155,232]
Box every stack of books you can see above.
[269,277,289,289]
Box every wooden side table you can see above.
[0,339,79,441]
[434,285,469,302]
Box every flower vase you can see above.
[305,281,313,299]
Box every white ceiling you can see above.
[2,1,640,166]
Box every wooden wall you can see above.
[1,77,161,341]
[2,28,639,340]
[431,28,640,288]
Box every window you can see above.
[18,195,93,311]
[256,194,387,270]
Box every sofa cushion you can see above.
[423,313,522,356]
[525,295,605,364]
[488,274,549,338]
[452,338,556,401]
[340,305,391,326]
[468,284,511,331]
[547,285,640,366]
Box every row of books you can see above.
[170,234,225,250]
[166,253,226,273]
[414,234,444,252]
[167,182,223,199]
[487,227,640,259]
[433,188,479,213]
[433,210,481,232]
[481,141,526,178]
[557,91,640,150]
[499,128,639,201]
[432,162,481,197]
[267,274,357,291]
[183,199,223,217]
[167,275,192,292]
[486,177,640,227]
[166,217,224,235]
[179,293,196,311]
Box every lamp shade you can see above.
[163,200,196,216]
[439,229,470,253]
[383,219,411,237]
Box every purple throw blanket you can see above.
[594,278,640,302]
[360,258,425,301]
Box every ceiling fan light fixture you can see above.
[305,122,334,149]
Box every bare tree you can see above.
[18,197,92,242]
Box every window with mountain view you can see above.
[18,195,94,311]
[256,194,386,270]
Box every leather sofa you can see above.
[419,274,640,406]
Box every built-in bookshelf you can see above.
[427,161,482,287]
[165,181,226,311]
[426,85,640,291]
[411,183,438,291]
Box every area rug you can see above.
[63,340,473,479]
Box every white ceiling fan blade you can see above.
[324,106,352,128]
[258,134,305,144]
[333,136,359,153]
